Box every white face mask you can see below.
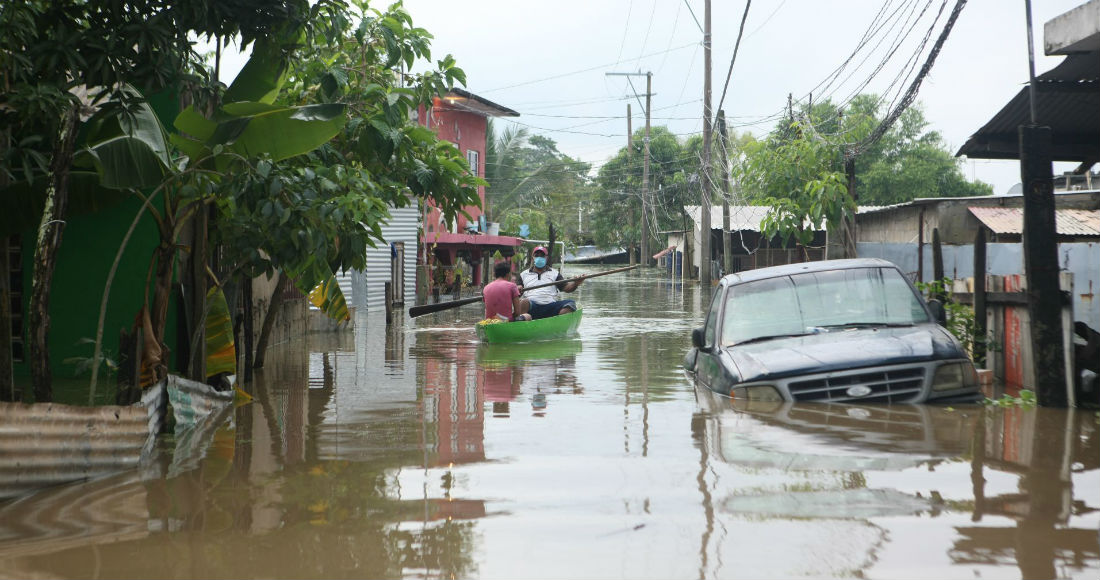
[534,256,547,268]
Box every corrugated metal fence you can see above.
[0,383,164,501]
[330,205,419,314]
[0,375,234,502]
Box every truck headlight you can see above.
[733,385,784,402]
[932,362,978,392]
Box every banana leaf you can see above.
[222,40,287,106]
[76,90,173,189]
[309,275,350,323]
[205,286,237,379]
[172,103,346,168]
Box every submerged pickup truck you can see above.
[684,258,981,404]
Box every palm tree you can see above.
[484,119,551,221]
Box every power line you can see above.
[478,42,697,94]
[849,0,968,158]
[716,0,751,116]
[615,0,636,65]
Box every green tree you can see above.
[734,94,991,255]
[225,0,480,366]
[592,126,706,253]
[735,119,852,251]
[845,95,992,205]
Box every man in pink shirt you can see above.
[483,261,531,322]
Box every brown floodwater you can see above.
[0,266,1097,579]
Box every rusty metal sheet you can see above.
[969,206,1100,236]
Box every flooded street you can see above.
[1,267,1098,579]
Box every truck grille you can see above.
[787,367,925,403]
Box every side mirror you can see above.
[692,327,706,349]
[927,299,947,326]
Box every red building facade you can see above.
[419,89,523,295]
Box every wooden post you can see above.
[973,228,988,365]
[917,210,925,284]
[385,281,393,325]
[932,227,945,302]
[1019,124,1067,406]
[842,157,858,259]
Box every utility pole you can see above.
[607,71,654,267]
[1020,0,1067,405]
[627,104,636,265]
[700,0,713,285]
[642,72,652,266]
[717,110,732,276]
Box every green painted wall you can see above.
[13,88,181,402]
[16,195,177,395]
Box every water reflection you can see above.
[692,390,1099,579]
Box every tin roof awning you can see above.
[956,53,1100,164]
[427,232,523,247]
[969,206,1100,236]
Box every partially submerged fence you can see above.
[0,374,233,502]
[0,383,164,501]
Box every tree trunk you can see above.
[242,275,254,383]
[148,242,175,375]
[253,273,288,369]
[29,104,80,402]
[186,208,208,381]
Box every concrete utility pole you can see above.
[700,0,713,285]
[607,71,654,266]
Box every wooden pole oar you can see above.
[408,264,640,318]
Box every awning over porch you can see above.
[426,232,524,248]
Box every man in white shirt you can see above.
[517,246,583,319]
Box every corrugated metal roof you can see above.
[957,53,1100,162]
[685,205,881,231]
[968,206,1100,236]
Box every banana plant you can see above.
[82,41,351,399]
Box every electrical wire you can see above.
[715,0,751,116]
[479,42,697,94]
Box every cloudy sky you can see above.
[217,0,1084,195]
[399,0,1086,195]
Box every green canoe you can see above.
[475,309,583,344]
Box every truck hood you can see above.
[724,325,961,383]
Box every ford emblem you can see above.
[846,385,873,397]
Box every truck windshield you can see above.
[721,267,931,346]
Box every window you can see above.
[702,286,723,349]
[466,149,479,177]
[721,267,930,346]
